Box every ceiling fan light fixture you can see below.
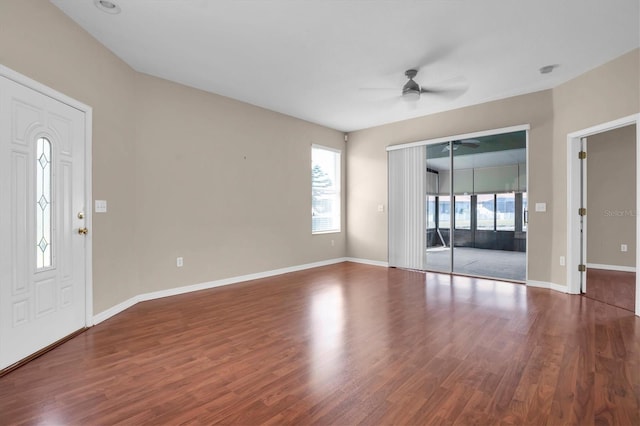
[94,0,121,14]
[402,76,421,101]
[539,64,558,74]
[402,89,420,101]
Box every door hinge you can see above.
[578,208,587,216]
[578,151,587,159]
[578,264,586,272]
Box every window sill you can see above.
[312,230,341,235]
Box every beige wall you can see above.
[133,74,345,293]
[587,125,636,267]
[1,0,344,314]
[551,49,639,285]
[346,91,554,282]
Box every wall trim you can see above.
[92,296,139,325]
[93,257,348,325]
[527,280,574,294]
[586,263,636,273]
[345,257,389,267]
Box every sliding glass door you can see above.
[390,128,528,282]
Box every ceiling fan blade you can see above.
[419,75,469,100]
[407,45,457,73]
[420,85,468,100]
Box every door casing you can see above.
[566,114,640,316]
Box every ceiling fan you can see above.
[402,69,440,100]
[361,68,467,103]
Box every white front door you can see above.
[0,75,87,370]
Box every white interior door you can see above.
[0,75,87,370]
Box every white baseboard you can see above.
[93,257,349,325]
[92,296,140,325]
[586,263,636,273]
[94,260,591,325]
[527,280,551,289]
[527,280,574,294]
[344,257,389,267]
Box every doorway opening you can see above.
[566,114,640,316]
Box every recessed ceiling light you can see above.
[94,0,121,14]
[539,64,558,74]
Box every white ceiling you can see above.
[50,0,639,132]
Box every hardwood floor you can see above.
[586,268,636,312]
[1,262,638,425]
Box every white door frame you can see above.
[0,65,94,325]
[566,113,640,316]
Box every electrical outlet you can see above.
[621,244,628,252]
[560,256,565,266]
[331,239,335,247]
[177,257,183,267]
[377,204,385,212]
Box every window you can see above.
[474,193,517,231]
[312,145,341,233]
[476,194,495,230]
[426,196,436,229]
[438,196,451,229]
[496,193,515,230]
[454,195,471,229]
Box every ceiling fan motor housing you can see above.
[402,80,420,98]
[402,69,421,100]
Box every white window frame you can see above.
[312,144,341,234]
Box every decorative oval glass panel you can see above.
[36,137,52,269]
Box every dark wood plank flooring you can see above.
[586,268,636,312]
[1,262,638,425]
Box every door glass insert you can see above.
[413,130,528,281]
[451,132,527,281]
[36,137,52,269]
[425,142,451,273]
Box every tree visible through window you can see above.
[312,145,341,233]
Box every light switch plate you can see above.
[535,202,546,212]
[95,200,107,213]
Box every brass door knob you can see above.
[78,227,88,235]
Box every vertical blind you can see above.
[388,146,426,269]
